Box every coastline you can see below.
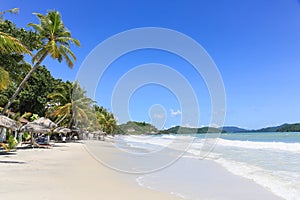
[0,141,283,200]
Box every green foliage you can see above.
[30,114,39,121]
[47,81,96,129]
[0,19,41,109]
[0,67,9,90]
[28,11,80,67]
[94,105,117,135]
[0,10,117,137]
[7,135,17,149]
[18,66,56,116]
[23,132,31,141]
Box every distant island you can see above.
[115,121,158,135]
[116,121,300,135]
[159,126,225,134]
[222,123,300,133]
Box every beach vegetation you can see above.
[94,105,117,135]
[0,9,117,145]
[2,10,80,114]
[46,81,96,129]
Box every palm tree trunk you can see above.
[56,114,67,125]
[1,52,48,115]
[68,115,74,129]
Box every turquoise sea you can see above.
[116,132,300,200]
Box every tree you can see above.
[1,10,80,114]
[47,81,96,129]
[18,66,56,116]
[94,105,117,135]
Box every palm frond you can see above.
[0,31,32,55]
[0,67,10,90]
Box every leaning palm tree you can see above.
[47,82,96,129]
[1,10,80,114]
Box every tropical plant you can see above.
[0,8,31,55]
[7,135,17,149]
[1,10,80,114]
[0,8,32,91]
[47,81,95,129]
[94,105,117,135]
[0,31,31,55]
[0,67,9,90]
[18,66,56,116]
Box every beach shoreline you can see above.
[0,141,283,200]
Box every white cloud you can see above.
[184,123,198,128]
[153,114,164,119]
[170,109,182,117]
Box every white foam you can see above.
[216,138,300,152]
[212,157,300,200]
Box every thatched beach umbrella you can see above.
[19,117,56,134]
[19,117,56,146]
[0,115,18,131]
[20,123,50,134]
[31,117,57,128]
[92,130,105,140]
[53,127,71,135]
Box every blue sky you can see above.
[2,0,300,129]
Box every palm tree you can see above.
[1,10,80,114]
[47,82,96,129]
[0,8,31,55]
[0,8,32,91]
[95,106,117,136]
[0,31,31,55]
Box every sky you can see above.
[2,0,300,129]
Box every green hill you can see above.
[159,126,225,134]
[115,121,158,135]
[277,123,300,132]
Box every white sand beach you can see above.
[0,142,283,200]
[0,142,181,200]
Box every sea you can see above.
[114,132,300,200]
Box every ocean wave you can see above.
[216,138,300,152]
[213,157,300,200]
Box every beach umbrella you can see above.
[19,117,55,134]
[0,115,18,131]
[31,117,57,128]
[53,127,71,135]
[92,130,105,135]
[91,130,105,140]
[20,123,50,134]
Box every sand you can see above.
[0,141,283,200]
[0,142,180,200]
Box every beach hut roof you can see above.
[54,127,71,134]
[0,115,18,131]
[19,117,56,134]
[92,130,105,135]
[20,123,50,134]
[31,117,57,128]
